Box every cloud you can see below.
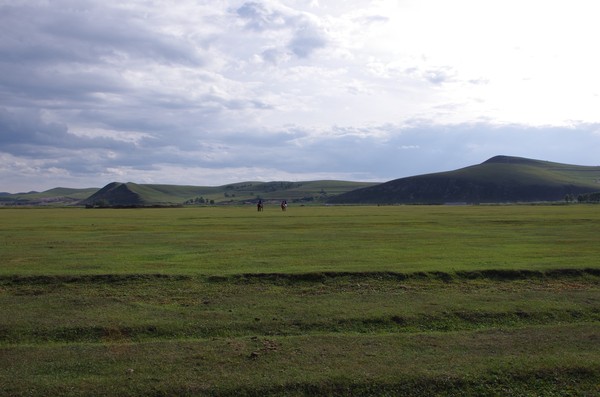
[260,48,290,64]
[0,2,204,67]
[0,107,132,154]
[235,1,327,60]
[288,24,327,58]
[236,1,289,31]
[358,15,390,25]
[1,1,600,193]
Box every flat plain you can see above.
[0,205,599,396]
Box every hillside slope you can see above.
[328,155,600,204]
[80,180,377,207]
[0,187,99,206]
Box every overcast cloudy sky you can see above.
[1,0,599,192]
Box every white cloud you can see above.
[1,0,599,192]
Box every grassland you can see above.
[0,205,599,396]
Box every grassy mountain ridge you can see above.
[3,155,600,206]
[1,181,376,207]
[79,180,378,207]
[328,155,600,204]
[0,187,99,206]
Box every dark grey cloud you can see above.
[236,1,327,59]
[236,1,289,31]
[3,108,600,191]
[0,108,68,146]
[0,64,128,106]
[288,25,327,58]
[260,48,287,64]
[0,0,212,165]
[0,2,204,67]
[0,0,206,114]
[0,107,135,156]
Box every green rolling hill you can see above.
[79,180,377,207]
[328,155,600,204]
[1,181,376,207]
[0,187,99,206]
[3,156,600,206]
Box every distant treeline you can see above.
[184,197,215,205]
[566,192,600,203]
[578,192,600,203]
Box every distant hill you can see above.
[0,187,99,206]
[4,156,600,207]
[0,181,376,207]
[328,155,600,204]
[79,180,377,207]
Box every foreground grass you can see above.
[2,325,598,396]
[1,205,600,275]
[0,205,599,395]
[1,275,599,395]
[1,274,599,343]
[1,273,599,396]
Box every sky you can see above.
[1,0,600,193]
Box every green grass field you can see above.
[1,205,599,396]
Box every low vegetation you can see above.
[576,191,600,203]
[0,205,599,396]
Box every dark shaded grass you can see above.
[1,326,598,397]
[1,308,598,344]
[208,267,600,284]
[5,371,597,397]
[2,267,598,286]
[188,368,600,397]
[0,273,190,285]
[1,269,598,344]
